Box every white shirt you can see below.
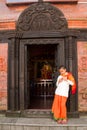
[55,75,74,97]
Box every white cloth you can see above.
[55,75,74,97]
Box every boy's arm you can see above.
[56,76,63,87]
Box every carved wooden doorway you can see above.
[16,2,68,110]
[7,2,79,117]
[19,38,65,110]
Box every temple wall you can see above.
[0,43,8,110]
[0,0,87,112]
[77,42,87,112]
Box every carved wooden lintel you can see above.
[16,3,68,32]
[38,0,43,3]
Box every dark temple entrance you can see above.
[27,44,56,109]
[7,2,79,117]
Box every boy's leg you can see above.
[60,96,67,119]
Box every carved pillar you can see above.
[68,36,79,117]
[57,39,65,68]
[8,38,16,110]
[68,36,74,112]
[68,36,73,72]
[15,38,20,110]
[24,45,30,109]
[19,42,25,110]
[71,36,78,113]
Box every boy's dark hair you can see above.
[58,65,66,70]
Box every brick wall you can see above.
[77,42,87,111]
[1,1,87,30]
[0,22,15,30]
[0,43,8,110]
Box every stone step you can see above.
[0,124,87,130]
[0,115,87,130]
[6,110,79,118]
[21,109,52,118]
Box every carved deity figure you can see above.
[41,62,52,79]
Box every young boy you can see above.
[52,65,76,124]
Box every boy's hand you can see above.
[58,78,63,83]
[63,76,67,81]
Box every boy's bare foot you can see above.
[57,119,62,124]
[61,119,67,124]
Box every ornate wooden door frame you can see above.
[7,30,79,118]
[7,2,79,117]
[19,37,65,110]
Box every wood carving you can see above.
[16,2,68,32]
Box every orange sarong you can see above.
[52,95,67,120]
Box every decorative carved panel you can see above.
[16,2,68,32]
[20,38,63,45]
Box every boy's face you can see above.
[59,68,66,75]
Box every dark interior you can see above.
[27,44,57,109]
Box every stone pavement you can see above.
[0,114,87,130]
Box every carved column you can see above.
[24,45,30,109]
[19,42,25,110]
[71,36,78,113]
[8,38,16,110]
[15,38,20,110]
[68,36,79,117]
[68,36,73,72]
[68,36,74,112]
[57,39,65,68]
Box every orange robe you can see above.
[52,95,67,120]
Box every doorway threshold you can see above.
[21,109,52,118]
[6,109,52,118]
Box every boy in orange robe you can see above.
[52,65,76,124]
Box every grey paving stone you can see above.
[1,124,10,130]
[0,117,17,124]
[15,125,24,130]
[49,126,68,130]
[24,126,39,130]
[68,126,77,130]
[10,125,16,130]
[77,127,87,130]
[40,126,50,130]
[0,125,2,130]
